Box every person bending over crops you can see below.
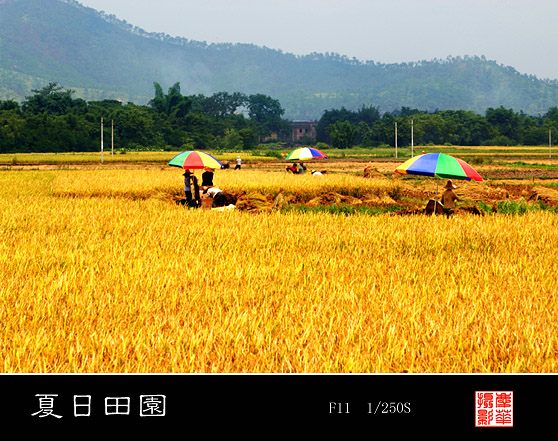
[441,179,460,217]
[298,162,307,174]
[202,186,227,208]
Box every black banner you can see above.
[2,374,554,436]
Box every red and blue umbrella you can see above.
[395,153,483,182]
[168,151,223,170]
[286,147,328,161]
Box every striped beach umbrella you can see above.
[168,151,223,170]
[285,147,328,161]
[395,153,482,215]
[395,153,483,182]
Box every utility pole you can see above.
[111,120,114,156]
[550,129,552,159]
[395,122,398,159]
[101,117,104,164]
[411,119,414,157]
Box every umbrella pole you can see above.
[433,179,439,216]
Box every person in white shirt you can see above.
[202,186,227,207]
[235,156,242,170]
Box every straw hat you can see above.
[445,179,457,189]
[204,166,214,172]
[183,169,191,175]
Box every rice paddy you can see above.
[1,149,557,373]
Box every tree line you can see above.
[2,82,558,154]
[0,82,290,154]
[319,105,558,148]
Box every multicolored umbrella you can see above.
[286,147,328,161]
[395,153,483,182]
[168,151,223,170]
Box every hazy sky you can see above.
[77,0,558,80]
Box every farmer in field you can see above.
[298,162,307,174]
[286,163,298,173]
[441,179,460,217]
[201,166,215,187]
[183,169,200,207]
[202,185,227,208]
[235,156,242,170]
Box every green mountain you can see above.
[2,0,558,120]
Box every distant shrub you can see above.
[263,150,283,159]
[487,136,516,146]
[469,156,493,165]
[478,201,494,214]
[496,199,530,215]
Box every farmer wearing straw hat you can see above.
[183,169,200,207]
[201,166,215,187]
[441,179,460,217]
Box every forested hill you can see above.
[2,0,558,120]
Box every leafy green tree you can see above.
[485,106,520,144]
[238,128,258,149]
[0,110,26,153]
[221,128,242,149]
[201,92,247,118]
[522,127,548,146]
[22,82,78,115]
[247,94,284,123]
[246,94,286,138]
[113,104,161,148]
[326,121,358,149]
[357,121,381,147]
[544,107,558,122]
[357,104,381,126]
[543,108,558,143]
[149,82,192,118]
[181,113,216,149]
[317,107,360,143]
[0,100,20,111]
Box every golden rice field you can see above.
[1,166,557,373]
[0,150,274,166]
